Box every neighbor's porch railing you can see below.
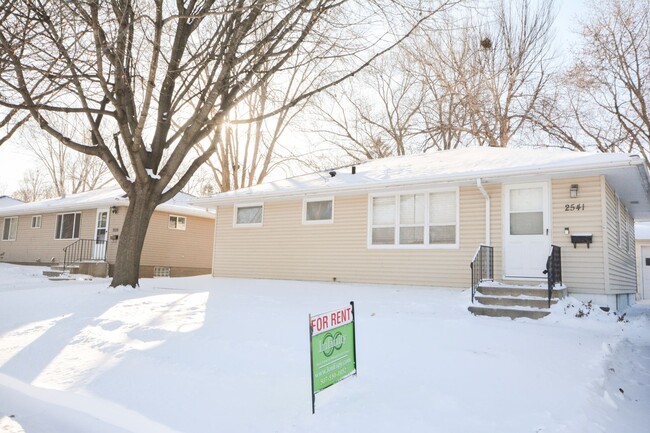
[470,245,494,303]
[543,245,562,308]
[62,239,108,272]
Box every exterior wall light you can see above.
[111,206,118,214]
[570,184,579,198]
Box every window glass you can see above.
[372,227,395,245]
[510,188,542,212]
[399,194,425,245]
[372,197,395,225]
[2,217,18,241]
[31,215,42,229]
[371,190,457,247]
[510,212,543,235]
[400,194,425,225]
[168,215,187,230]
[509,188,543,235]
[430,192,457,244]
[55,213,81,239]
[236,205,263,225]
[305,200,333,222]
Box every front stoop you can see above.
[468,283,567,320]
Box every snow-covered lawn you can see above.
[0,263,648,433]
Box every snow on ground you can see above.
[0,263,648,433]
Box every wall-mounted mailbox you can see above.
[110,234,119,241]
[571,234,592,248]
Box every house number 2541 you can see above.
[565,204,585,211]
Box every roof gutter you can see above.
[476,178,490,246]
[193,156,645,207]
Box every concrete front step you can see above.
[468,305,551,320]
[50,265,80,274]
[475,294,558,309]
[477,284,567,299]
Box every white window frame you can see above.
[233,203,264,228]
[615,196,623,248]
[31,215,42,229]
[302,197,334,225]
[168,215,187,231]
[54,212,81,240]
[628,212,635,255]
[368,187,459,249]
[2,216,18,241]
[617,198,624,248]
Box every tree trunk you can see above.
[110,189,158,287]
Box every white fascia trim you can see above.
[194,157,644,208]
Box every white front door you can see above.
[504,182,550,278]
[641,246,650,300]
[93,209,109,260]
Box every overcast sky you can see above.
[0,0,586,196]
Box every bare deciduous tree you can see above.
[311,51,426,162]
[13,169,54,202]
[421,0,556,147]
[0,0,454,287]
[531,0,650,166]
[21,120,113,196]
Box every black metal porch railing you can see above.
[62,239,108,272]
[470,245,494,303]
[543,245,562,308]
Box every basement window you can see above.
[153,266,171,278]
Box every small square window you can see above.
[168,215,187,230]
[304,199,333,223]
[31,215,42,229]
[235,204,263,226]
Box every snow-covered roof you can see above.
[193,147,650,219]
[0,196,23,208]
[635,222,650,240]
[0,186,214,219]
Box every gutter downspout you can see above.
[476,178,490,245]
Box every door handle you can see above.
[546,228,549,235]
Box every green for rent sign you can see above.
[309,302,357,413]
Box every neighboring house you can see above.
[0,196,23,208]
[0,186,215,278]
[634,222,650,301]
[194,147,650,312]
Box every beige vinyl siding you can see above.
[549,176,606,294]
[139,212,213,272]
[213,186,492,288]
[0,210,96,264]
[604,181,637,293]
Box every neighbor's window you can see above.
[235,204,263,226]
[2,217,18,241]
[55,212,81,240]
[370,189,458,247]
[304,198,333,223]
[168,215,187,231]
[31,215,42,229]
